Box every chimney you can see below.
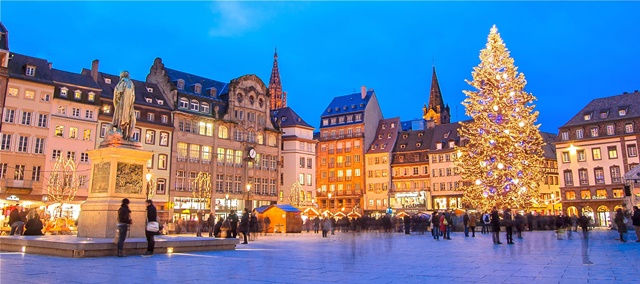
[91,59,99,82]
[361,86,366,99]
[48,62,52,69]
[426,119,436,129]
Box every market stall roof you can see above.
[254,205,270,214]
[334,212,346,217]
[303,207,319,215]
[625,164,640,181]
[321,210,333,216]
[347,211,361,217]
[267,204,301,213]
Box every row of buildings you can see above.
[1,23,638,226]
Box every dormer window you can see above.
[145,97,153,103]
[400,144,406,149]
[391,123,396,128]
[351,104,356,109]
[449,141,455,148]
[338,116,345,124]
[436,142,443,150]
[327,108,332,113]
[88,92,95,102]
[402,134,408,139]
[416,142,422,147]
[208,87,217,97]
[74,90,82,100]
[157,100,164,105]
[382,124,387,129]
[600,112,608,119]
[387,133,392,138]
[194,84,202,94]
[418,133,423,137]
[104,78,111,84]
[146,87,154,93]
[381,144,386,150]
[201,102,210,113]
[281,116,287,122]
[343,106,348,110]
[60,87,68,97]
[584,113,591,121]
[378,134,383,139]
[619,109,627,116]
[179,97,189,109]
[355,114,362,121]
[177,79,185,90]
[334,107,339,112]
[25,65,36,76]
[190,99,199,111]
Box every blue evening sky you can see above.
[2,1,639,134]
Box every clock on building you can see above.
[249,148,257,159]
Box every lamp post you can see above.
[225,194,230,212]
[551,193,556,215]
[328,192,332,212]
[246,183,252,210]
[145,172,155,200]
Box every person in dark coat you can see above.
[431,212,440,240]
[250,210,258,241]
[491,207,502,244]
[214,217,223,238]
[144,200,157,256]
[463,212,470,237]
[24,213,44,236]
[9,205,24,235]
[208,213,215,237]
[403,215,411,235]
[514,213,524,239]
[228,210,239,238]
[117,198,132,257]
[503,208,514,244]
[614,208,627,242]
[632,206,640,242]
[578,214,589,239]
[239,208,249,244]
[313,217,320,234]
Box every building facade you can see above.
[272,107,316,208]
[1,53,54,202]
[364,117,400,216]
[316,87,383,215]
[0,23,9,132]
[147,58,281,220]
[428,123,465,210]
[556,91,640,227]
[390,128,432,213]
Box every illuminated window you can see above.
[591,148,601,160]
[581,190,591,200]
[74,90,82,100]
[55,126,64,137]
[607,146,618,159]
[25,90,35,100]
[565,191,576,200]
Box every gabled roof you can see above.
[92,71,172,111]
[393,129,434,153]
[51,69,101,105]
[367,117,401,154]
[254,205,270,214]
[52,68,101,89]
[321,90,374,117]
[429,122,461,151]
[7,52,53,85]
[271,106,313,129]
[561,91,640,127]
[540,132,557,160]
[165,67,229,99]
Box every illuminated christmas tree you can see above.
[456,25,545,211]
[47,156,79,217]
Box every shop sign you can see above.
[7,195,20,201]
[395,192,418,198]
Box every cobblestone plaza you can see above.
[2,230,639,283]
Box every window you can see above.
[60,88,68,97]
[34,138,45,154]
[576,129,583,139]
[565,191,576,200]
[31,166,41,182]
[299,157,305,168]
[145,130,155,144]
[562,152,570,163]
[606,125,615,135]
[190,144,200,162]
[104,78,111,84]
[592,148,601,160]
[69,127,78,139]
[177,142,188,159]
[55,125,64,137]
[147,113,154,121]
[608,146,618,159]
[8,87,18,97]
[67,151,76,161]
[102,105,111,114]
[81,152,89,163]
[14,165,25,180]
[100,124,107,138]
[42,93,50,102]
[578,169,588,185]
[177,79,185,90]
[581,190,591,200]
[201,102,209,113]
[79,175,88,188]
[3,109,15,123]
[218,126,228,139]
[58,106,67,115]
[613,189,624,198]
[179,98,189,108]
[0,163,6,179]
[625,123,634,134]
[17,136,28,152]
[21,111,32,125]
[576,150,585,162]
[628,144,637,157]
[194,84,202,94]
[190,100,199,111]
[594,168,604,184]
[85,110,94,119]
[37,114,48,128]
[145,97,152,103]
[202,146,211,163]
[52,149,61,160]
[72,108,80,117]
[590,127,598,137]
[234,129,243,141]
[26,66,36,76]
[161,115,168,124]
[74,90,82,100]
[25,90,35,100]
[268,134,277,147]
[158,154,167,169]
[610,166,621,183]
[159,132,169,146]
[156,179,166,195]
[619,109,627,116]
[135,110,140,119]
[88,92,95,102]
[83,129,92,141]
[583,114,591,121]
[563,170,573,186]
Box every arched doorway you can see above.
[566,206,578,217]
[597,205,610,227]
[614,205,625,212]
[582,206,594,226]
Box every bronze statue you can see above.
[112,71,136,141]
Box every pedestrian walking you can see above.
[229,210,239,238]
[250,209,259,241]
[632,206,640,242]
[116,198,132,257]
[469,212,477,237]
[208,213,215,237]
[463,212,470,237]
[578,214,589,239]
[514,213,524,239]
[322,217,331,238]
[143,200,157,256]
[491,207,502,244]
[482,212,491,234]
[263,216,271,235]
[614,208,628,242]
[239,208,249,244]
[503,208,514,244]
[432,212,440,240]
[313,217,320,234]
[404,215,411,235]
[196,210,204,237]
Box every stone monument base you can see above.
[77,198,147,238]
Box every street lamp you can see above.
[145,173,155,200]
[246,183,252,210]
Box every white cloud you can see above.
[208,1,264,37]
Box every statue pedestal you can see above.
[77,141,152,238]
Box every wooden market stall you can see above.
[261,204,303,233]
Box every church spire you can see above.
[268,47,286,110]
[423,65,450,125]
